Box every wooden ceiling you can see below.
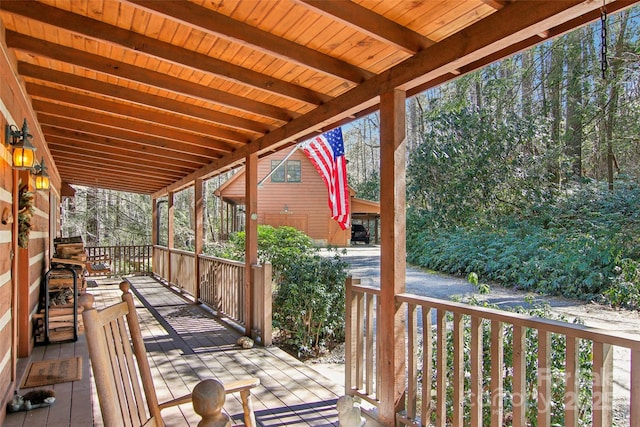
[1,0,637,196]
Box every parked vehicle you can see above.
[351,224,370,244]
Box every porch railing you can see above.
[85,245,152,276]
[152,246,272,345]
[198,254,245,323]
[345,277,640,427]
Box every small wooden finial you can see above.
[119,281,130,294]
[78,293,95,311]
[192,379,231,427]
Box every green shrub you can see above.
[273,252,348,358]
[229,225,315,281]
[223,225,348,357]
[407,180,640,305]
[603,258,640,309]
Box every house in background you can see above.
[214,149,379,246]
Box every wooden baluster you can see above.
[537,330,551,427]
[564,335,579,427]
[407,303,418,420]
[470,317,483,427]
[435,310,446,427]
[452,313,464,427]
[356,292,364,391]
[631,349,640,427]
[490,320,503,427]
[365,292,374,396]
[592,342,613,427]
[512,325,526,427]
[345,277,356,394]
[422,306,433,426]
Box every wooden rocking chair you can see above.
[79,282,260,427]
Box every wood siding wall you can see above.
[221,150,350,246]
[0,24,54,425]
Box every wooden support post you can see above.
[15,169,32,357]
[167,192,174,284]
[378,88,406,424]
[244,152,258,337]
[152,197,158,246]
[194,178,204,302]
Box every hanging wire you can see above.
[601,0,608,79]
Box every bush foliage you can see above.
[407,180,640,303]
[222,225,348,357]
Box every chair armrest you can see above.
[224,378,260,394]
[158,377,260,409]
[158,377,260,427]
[158,393,192,410]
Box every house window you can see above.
[271,160,285,182]
[271,160,301,183]
[287,160,301,182]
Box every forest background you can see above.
[62,7,640,306]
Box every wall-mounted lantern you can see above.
[5,118,36,170]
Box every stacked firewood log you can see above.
[34,237,87,343]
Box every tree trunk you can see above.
[86,187,99,246]
[605,10,630,191]
[548,39,565,186]
[565,30,584,179]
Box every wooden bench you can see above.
[85,254,111,276]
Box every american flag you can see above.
[300,128,350,230]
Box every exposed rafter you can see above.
[0,0,328,106]
[127,0,374,83]
[18,63,272,134]
[6,31,295,122]
[0,0,635,195]
[297,0,435,54]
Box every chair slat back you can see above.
[82,289,163,427]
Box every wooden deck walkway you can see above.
[6,276,344,426]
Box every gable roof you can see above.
[214,149,358,204]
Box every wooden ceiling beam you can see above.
[26,83,250,146]
[480,0,509,10]
[297,0,435,54]
[18,63,272,135]
[48,143,194,175]
[55,168,167,193]
[0,0,327,106]
[51,150,187,182]
[33,100,237,153]
[128,0,373,83]
[55,159,177,181]
[42,127,211,167]
[59,162,178,182]
[61,180,159,194]
[37,113,224,159]
[6,31,294,123]
[152,0,616,198]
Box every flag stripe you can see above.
[300,128,350,230]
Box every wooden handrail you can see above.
[347,280,640,427]
[396,292,640,349]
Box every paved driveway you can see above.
[327,245,640,333]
